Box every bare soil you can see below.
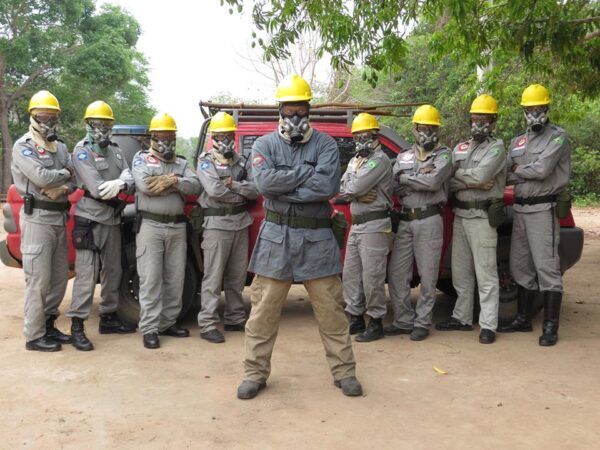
[0,208,599,449]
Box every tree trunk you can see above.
[0,99,14,194]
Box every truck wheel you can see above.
[117,257,198,325]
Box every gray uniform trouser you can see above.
[197,228,248,332]
[20,217,68,342]
[451,216,499,329]
[388,214,443,329]
[68,222,121,319]
[343,231,392,319]
[510,209,562,292]
[136,220,187,335]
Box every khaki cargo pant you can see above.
[243,274,356,383]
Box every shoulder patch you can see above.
[77,151,88,160]
[252,154,266,167]
[133,158,143,167]
[552,135,565,146]
[200,160,211,170]
[515,136,527,148]
[21,148,34,157]
[491,146,502,157]
[366,160,378,169]
[440,152,451,162]
[399,152,415,162]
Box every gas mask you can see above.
[413,127,438,152]
[354,133,379,158]
[31,114,59,142]
[470,119,494,142]
[524,107,549,133]
[87,119,113,148]
[151,136,176,161]
[213,136,235,159]
[280,114,310,142]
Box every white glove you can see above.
[98,179,125,200]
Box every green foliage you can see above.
[222,0,600,95]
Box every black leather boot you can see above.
[45,315,72,344]
[99,312,137,334]
[26,336,61,352]
[71,317,94,351]
[355,317,384,342]
[539,291,562,346]
[497,286,535,332]
[348,314,366,335]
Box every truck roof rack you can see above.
[199,101,426,128]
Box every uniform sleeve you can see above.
[251,139,314,196]
[63,149,77,193]
[514,132,570,180]
[340,157,388,196]
[399,150,452,192]
[230,157,259,200]
[391,157,408,197]
[505,140,523,186]
[176,164,202,196]
[131,154,154,195]
[118,150,135,194]
[12,144,71,189]
[73,147,105,198]
[449,177,468,193]
[277,137,341,203]
[453,142,506,185]
[197,159,244,202]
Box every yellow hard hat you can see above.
[521,84,550,106]
[28,90,61,113]
[149,112,177,132]
[209,111,237,133]
[275,74,313,103]
[470,94,498,114]
[412,104,441,126]
[351,113,380,133]
[84,100,115,120]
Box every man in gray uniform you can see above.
[498,84,570,346]
[436,94,506,344]
[11,90,75,351]
[67,101,136,351]
[196,111,258,343]
[339,113,393,343]
[385,105,452,342]
[131,112,201,349]
[237,74,361,400]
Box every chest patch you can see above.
[146,155,160,167]
[514,136,527,150]
[456,142,469,153]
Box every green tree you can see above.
[222,0,600,94]
[0,0,153,192]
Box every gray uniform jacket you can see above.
[72,139,134,225]
[196,151,258,230]
[248,130,342,281]
[507,124,570,213]
[450,137,507,219]
[11,133,74,226]
[393,145,453,209]
[340,149,393,233]
[132,151,201,219]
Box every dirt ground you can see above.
[1,209,599,449]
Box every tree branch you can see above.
[583,29,600,41]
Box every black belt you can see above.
[352,210,390,225]
[203,205,247,216]
[514,195,556,205]
[84,190,124,209]
[139,211,187,224]
[265,210,331,229]
[33,199,70,212]
[399,205,442,222]
[453,199,492,211]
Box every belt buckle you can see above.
[224,206,233,215]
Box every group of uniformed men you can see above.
[11,74,570,400]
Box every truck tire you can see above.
[117,257,198,325]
